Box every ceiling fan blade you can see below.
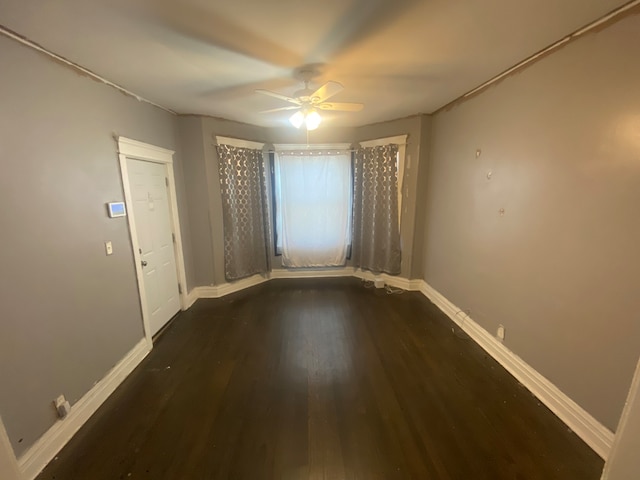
[318,102,364,112]
[255,89,301,105]
[310,81,344,103]
[260,106,300,114]
[307,0,419,60]
[144,1,303,68]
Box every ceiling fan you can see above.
[256,69,363,130]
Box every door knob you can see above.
[141,260,148,267]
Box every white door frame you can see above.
[118,136,189,347]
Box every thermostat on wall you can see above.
[107,202,127,218]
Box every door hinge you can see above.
[172,233,176,243]
[178,283,183,294]
[165,177,169,186]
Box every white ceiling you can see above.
[0,0,629,127]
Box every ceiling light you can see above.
[289,108,322,130]
[305,109,321,130]
[289,110,304,129]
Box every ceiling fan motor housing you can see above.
[293,88,316,103]
[255,65,363,122]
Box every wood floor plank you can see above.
[37,278,604,479]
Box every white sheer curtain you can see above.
[274,150,351,268]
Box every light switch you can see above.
[105,241,113,256]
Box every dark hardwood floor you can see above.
[38,278,604,479]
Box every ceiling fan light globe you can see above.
[289,111,304,129]
[305,110,322,130]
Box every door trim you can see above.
[117,136,188,347]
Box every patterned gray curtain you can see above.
[353,144,402,275]
[216,144,270,281]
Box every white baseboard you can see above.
[191,269,421,302]
[185,288,199,309]
[195,273,270,299]
[195,269,356,300]
[601,356,640,478]
[216,274,269,296]
[352,269,422,291]
[270,267,355,279]
[417,280,614,459]
[18,339,150,480]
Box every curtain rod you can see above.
[265,144,410,153]
[215,142,411,152]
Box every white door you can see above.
[127,159,181,336]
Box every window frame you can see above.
[271,143,352,258]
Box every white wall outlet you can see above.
[54,395,71,419]
[497,324,506,342]
[374,277,385,289]
[105,241,113,256]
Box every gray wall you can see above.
[421,14,640,430]
[410,115,433,280]
[178,116,211,288]
[179,116,271,285]
[0,35,191,456]
[267,125,356,145]
[0,418,20,479]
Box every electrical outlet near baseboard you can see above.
[497,324,506,342]
[54,395,71,419]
